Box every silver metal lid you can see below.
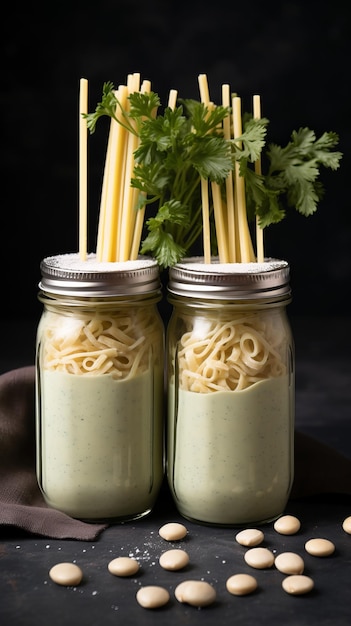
[39,253,161,297]
[168,257,291,300]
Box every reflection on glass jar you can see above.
[36,254,164,523]
[166,258,294,526]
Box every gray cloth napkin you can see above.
[1,366,350,540]
[0,366,107,540]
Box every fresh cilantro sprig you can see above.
[84,81,160,136]
[242,126,343,228]
[266,128,341,217]
[134,99,233,267]
[85,82,343,267]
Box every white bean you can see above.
[136,585,170,609]
[275,552,304,575]
[175,580,216,607]
[159,522,188,541]
[274,515,301,535]
[49,562,83,586]
[304,538,335,557]
[235,528,264,547]
[244,547,275,569]
[108,556,140,576]
[282,574,314,595]
[159,549,189,570]
[226,573,258,595]
[342,516,351,534]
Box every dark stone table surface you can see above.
[1,315,350,626]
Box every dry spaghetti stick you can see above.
[197,75,212,263]
[198,74,229,262]
[232,96,255,262]
[96,85,125,260]
[198,73,210,104]
[118,73,141,260]
[130,79,153,259]
[95,121,111,261]
[79,78,88,260]
[201,178,211,263]
[211,181,229,262]
[97,85,129,261]
[253,94,264,263]
[198,75,228,262]
[102,111,123,261]
[222,83,236,262]
[168,89,178,109]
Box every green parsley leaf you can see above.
[83,82,116,133]
[140,200,189,267]
[233,116,269,162]
[261,127,343,219]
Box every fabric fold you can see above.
[0,366,107,540]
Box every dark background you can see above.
[1,0,350,325]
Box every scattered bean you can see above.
[235,528,264,547]
[159,549,189,571]
[159,522,188,541]
[174,580,216,607]
[45,513,340,609]
[49,562,83,586]
[244,547,275,569]
[274,515,301,535]
[226,573,258,596]
[275,552,304,575]
[342,516,351,534]
[304,538,335,557]
[108,556,140,577]
[282,574,314,595]
[136,585,170,609]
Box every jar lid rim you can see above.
[167,257,291,300]
[39,253,161,297]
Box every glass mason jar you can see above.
[166,257,294,526]
[36,253,164,523]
